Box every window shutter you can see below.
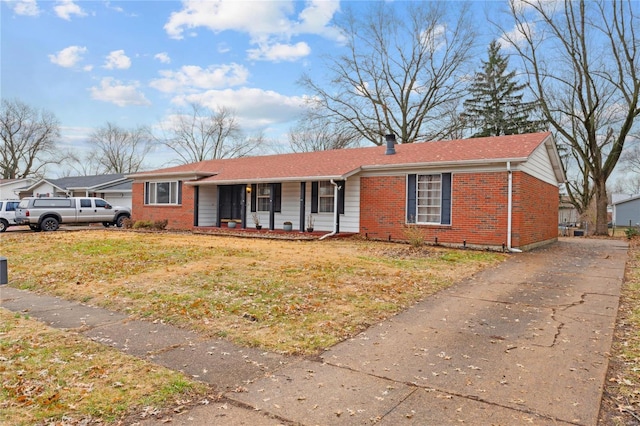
[178,181,183,204]
[311,182,318,213]
[274,183,282,212]
[338,180,346,214]
[144,182,150,204]
[406,174,416,222]
[250,184,257,212]
[441,173,452,225]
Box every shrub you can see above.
[153,219,168,231]
[625,227,639,240]
[403,222,425,247]
[132,220,154,230]
[122,218,134,229]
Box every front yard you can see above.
[1,230,506,424]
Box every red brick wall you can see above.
[131,181,195,230]
[511,172,559,247]
[360,171,558,249]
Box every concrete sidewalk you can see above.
[0,238,628,425]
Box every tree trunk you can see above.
[593,177,609,235]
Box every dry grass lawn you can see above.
[2,230,506,355]
[1,230,506,423]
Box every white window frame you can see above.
[145,181,180,205]
[416,174,442,224]
[257,183,271,212]
[318,181,334,213]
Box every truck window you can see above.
[33,199,73,208]
[95,199,110,209]
[80,199,92,208]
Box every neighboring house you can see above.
[20,174,133,208]
[558,195,579,226]
[129,132,564,251]
[0,178,34,199]
[612,194,640,228]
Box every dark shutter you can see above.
[274,183,282,212]
[407,174,416,223]
[311,182,318,213]
[441,173,452,225]
[250,184,257,212]
[178,181,183,204]
[338,180,346,214]
[144,182,150,204]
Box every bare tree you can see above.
[288,105,362,152]
[299,2,475,146]
[158,104,260,164]
[86,122,152,174]
[500,0,640,235]
[0,99,60,179]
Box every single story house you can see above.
[0,178,34,199]
[20,174,133,208]
[612,194,640,228]
[129,132,564,251]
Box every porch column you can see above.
[299,182,306,232]
[193,186,199,227]
[269,183,276,231]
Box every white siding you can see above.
[198,186,218,226]
[519,143,558,185]
[240,178,361,232]
[103,194,132,209]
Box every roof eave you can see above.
[360,158,530,172]
[127,171,216,180]
[184,173,355,186]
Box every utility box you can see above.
[0,257,7,285]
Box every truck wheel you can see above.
[41,217,60,232]
[115,215,129,228]
[0,220,7,232]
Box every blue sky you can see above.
[1,0,507,173]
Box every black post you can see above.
[299,182,306,232]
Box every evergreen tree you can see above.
[462,41,543,138]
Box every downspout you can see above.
[507,161,522,253]
[319,179,340,240]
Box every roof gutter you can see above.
[507,161,522,253]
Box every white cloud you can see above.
[49,45,87,68]
[499,22,536,50]
[154,52,171,64]
[4,0,39,16]
[104,50,131,70]
[5,0,39,16]
[54,0,86,20]
[175,87,306,129]
[89,77,150,107]
[149,64,249,93]
[247,41,311,62]
[164,0,342,62]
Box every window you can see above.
[80,199,91,208]
[95,199,109,208]
[407,173,451,225]
[311,181,346,214]
[318,181,334,213]
[417,175,441,223]
[257,183,270,211]
[145,181,182,205]
[250,183,281,213]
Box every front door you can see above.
[218,185,244,223]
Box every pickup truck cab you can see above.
[0,199,22,232]
[15,197,131,232]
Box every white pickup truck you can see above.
[15,197,131,232]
